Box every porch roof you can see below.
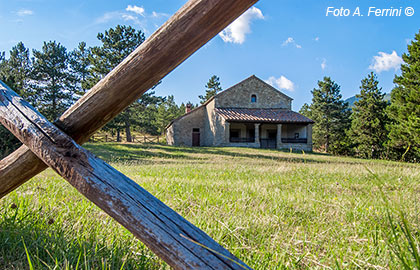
[215,108,315,124]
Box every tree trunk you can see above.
[125,110,132,142]
[116,129,121,142]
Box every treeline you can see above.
[0,25,189,158]
[300,31,420,162]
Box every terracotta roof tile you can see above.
[215,108,314,123]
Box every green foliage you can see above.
[154,95,185,134]
[31,41,77,121]
[0,42,33,99]
[0,43,32,158]
[70,42,91,95]
[303,77,351,154]
[0,126,21,159]
[86,25,148,141]
[387,30,420,162]
[86,25,145,89]
[198,75,222,104]
[349,72,389,159]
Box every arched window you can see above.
[251,94,257,103]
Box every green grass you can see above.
[1,143,419,269]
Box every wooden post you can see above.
[0,82,251,270]
[0,0,259,198]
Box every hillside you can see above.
[0,143,419,269]
[345,93,391,108]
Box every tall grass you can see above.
[0,143,419,269]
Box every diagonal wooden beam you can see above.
[0,81,252,269]
[0,0,259,198]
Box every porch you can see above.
[226,122,312,151]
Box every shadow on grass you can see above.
[0,204,160,270]
[85,142,332,164]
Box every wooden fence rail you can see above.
[0,81,251,269]
[0,0,259,198]
[89,134,161,143]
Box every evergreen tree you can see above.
[155,95,184,134]
[307,77,351,154]
[0,43,33,158]
[349,72,389,159]
[387,31,420,161]
[0,42,33,99]
[70,42,91,95]
[31,41,77,121]
[0,51,21,159]
[198,75,222,104]
[299,103,311,118]
[86,25,146,142]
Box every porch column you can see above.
[225,121,230,144]
[307,124,313,150]
[254,123,260,148]
[276,124,282,149]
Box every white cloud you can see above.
[282,37,301,49]
[126,5,145,16]
[321,58,327,70]
[219,7,264,44]
[282,37,293,46]
[17,9,33,17]
[122,14,137,22]
[96,11,140,25]
[369,51,403,73]
[151,11,170,18]
[315,37,320,41]
[266,76,295,91]
[95,11,121,23]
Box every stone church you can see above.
[166,75,314,151]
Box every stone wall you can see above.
[215,76,292,109]
[168,106,205,146]
[166,125,175,145]
[282,124,308,139]
[280,143,312,152]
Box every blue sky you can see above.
[0,0,419,110]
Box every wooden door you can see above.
[192,129,200,146]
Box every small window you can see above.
[193,128,200,133]
[294,133,299,139]
[251,94,257,103]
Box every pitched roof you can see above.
[215,75,293,101]
[215,108,314,124]
[166,75,297,129]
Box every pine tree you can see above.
[0,42,33,99]
[307,77,351,154]
[387,31,420,161]
[349,72,389,159]
[0,43,33,158]
[87,25,146,142]
[0,50,22,158]
[70,42,91,95]
[31,41,77,121]
[155,95,184,134]
[198,75,222,104]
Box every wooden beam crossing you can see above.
[0,0,259,198]
[0,81,252,269]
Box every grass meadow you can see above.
[0,143,419,269]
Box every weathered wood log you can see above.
[0,0,259,198]
[0,83,252,269]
